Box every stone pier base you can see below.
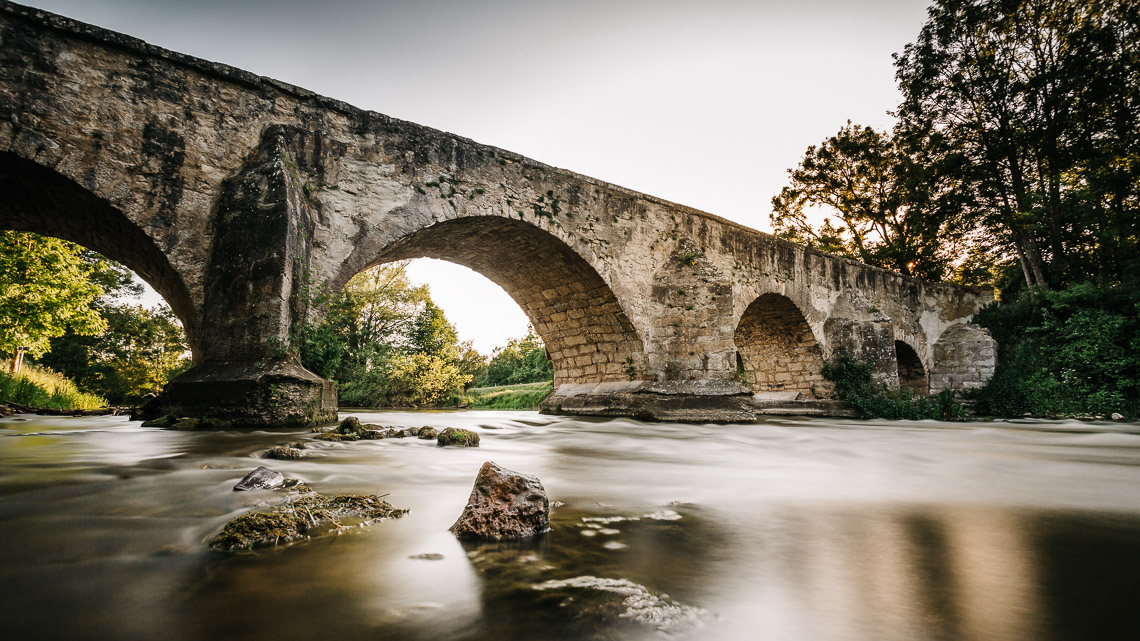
[136,359,338,428]
[541,380,755,423]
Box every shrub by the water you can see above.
[972,284,1140,419]
[822,353,965,420]
[0,363,106,410]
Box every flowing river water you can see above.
[2,410,1139,640]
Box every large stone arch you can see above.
[335,216,647,386]
[0,151,200,354]
[734,293,829,399]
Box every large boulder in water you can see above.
[450,461,549,540]
[233,466,285,491]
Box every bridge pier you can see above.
[137,127,338,427]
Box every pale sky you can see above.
[21,0,933,354]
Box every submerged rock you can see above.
[210,491,409,551]
[438,427,480,447]
[314,432,359,442]
[417,426,439,440]
[233,466,285,491]
[531,576,710,637]
[450,461,549,540]
[263,445,305,460]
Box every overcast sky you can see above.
[22,0,933,354]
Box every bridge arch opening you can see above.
[895,340,928,395]
[734,293,827,398]
[0,152,199,355]
[342,216,646,387]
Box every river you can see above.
[1,411,1138,640]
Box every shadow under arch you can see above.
[894,340,928,395]
[0,152,200,355]
[341,216,646,386]
[734,293,827,398]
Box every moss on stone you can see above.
[437,427,480,447]
[210,491,409,552]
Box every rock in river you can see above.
[234,466,285,491]
[438,427,480,447]
[450,461,549,540]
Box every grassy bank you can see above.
[0,363,107,410]
[464,381,553,410]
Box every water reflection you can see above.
[1,412,1139,640]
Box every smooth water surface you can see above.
[2,411,1139,640]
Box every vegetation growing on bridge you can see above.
[777,0,1140,420]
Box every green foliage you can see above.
[303,263,478,408]
[771,122,969,280]
[339,352,470,407]
[973,283,1140,418]
[822,352,966,420]
[478,326,553,387]
[464,381,553,409]
[409,300,459,359]
[894,0,1140,288]
[0,362,107,409]
[0,232,106,358]
[42,303,190,404]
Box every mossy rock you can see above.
[141,415,174,428]
[337,416,363,435]
[210,491,409,552]
[169,417,201,430]
[264,445,305,460]
[211,511,309,551]
[418,427,439,440]
[437,427,480,447]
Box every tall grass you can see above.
[464,381,553,410]
[0,362,107,410]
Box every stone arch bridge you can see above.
[0,2,995,425]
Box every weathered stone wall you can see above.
[0,1,998,423]
[929,324,997,394]
[735,293,829,398]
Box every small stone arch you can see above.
[930,323,997,393]
[0,152,200,355]
[342,216,647,386]
[734,293,828,398]
[894,340,929,395]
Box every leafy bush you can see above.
[973,283,1140,418]
[822,352,966,420]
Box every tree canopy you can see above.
[0,232,106,359]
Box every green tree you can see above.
[893,0,1140,288]
[480,327,554,386]
[299,262,428,380]
[408,300,460,359]
[0,232,106,365]
[43,303,190,404]
[771,122,970,280]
